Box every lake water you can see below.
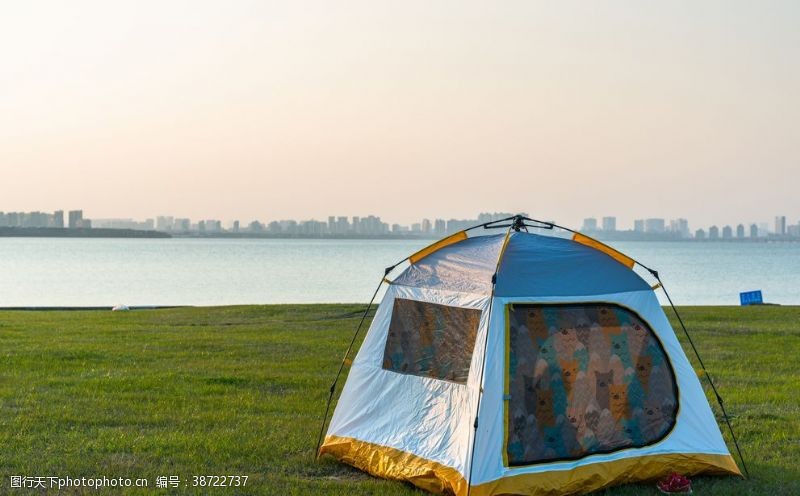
[0,237,797,307]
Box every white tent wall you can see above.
[324,283,492,480]
[469,288,736,491]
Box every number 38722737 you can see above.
[191,475,248,487]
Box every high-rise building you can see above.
[736,224,745,238]
[749,224,758,238]
[421,219,431,234]
[602,216,616,232]
[337,216,349,234]
[775,215,786,236]
[174,218,191,232]
[581,218,598,231]
[156,216,174,231]
[434,219,446,235]
[644,218,666,233]
[669,218,690,238]
[53,210,64,228]
[68,210,83,229]
[722,225,733,239]
[708,225,719,239]
[633,219,645,232]
[446,219,474,233]
[232,220,240,233]
[695,228,706,240]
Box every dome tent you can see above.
[317,215,743,495]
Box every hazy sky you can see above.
[2,1,798,229]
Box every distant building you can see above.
[749,223,758,238]
[775,215,786,236]
[421,219,431,233]
[434,219,446,235]
[478,212,518,224]
[300,219,327,235]
[722,225,733,239]
[581,218,598,231]
[787,224,800,237]
[157,216,174,231]
[337,216,349,234]
[446,219,474,233]
[669,218,690,238]
[232,220,240,233]
[53,210,64,228]
[736,224,745,238]
[708,225,719,239]
[602,216,616,232]
[634,219,645,232]
[644,218,665,234]
[68,210,83,229]
[174,218,191,232]
[695,228,706,240]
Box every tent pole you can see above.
[314,264,398,459]
[652,271,750,478]
[465,226,513,495]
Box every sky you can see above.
[1,1,798,229]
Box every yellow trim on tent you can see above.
[502,304,512,468]
[409,231,468,264]
[572,233,635,269]
[470,452,741,496]
[320,435,740,496]
[319,435,466,495]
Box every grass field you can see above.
[0,305,797,495]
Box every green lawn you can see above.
[0,305,797,495]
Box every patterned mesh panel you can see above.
[382,298,481,384]
[506,304,678,465]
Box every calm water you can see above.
[0,237,797,306]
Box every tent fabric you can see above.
[320,230,741,496]
[393,232,651,297]
[495,232,650,297]
[393,234,505,295]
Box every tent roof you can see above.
[392,231,650,296]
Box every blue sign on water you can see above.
[740,290,763,306]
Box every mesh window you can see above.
[382,298,481,384]
[506,303,678,465]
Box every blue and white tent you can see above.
[320,217,741,495]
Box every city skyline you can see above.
[2,208,799,239]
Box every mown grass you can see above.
[0,305,797,495]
